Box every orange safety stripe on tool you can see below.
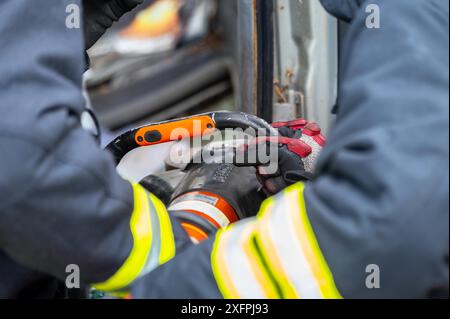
[93,183,175,292]
[211,183,342,299]
[135,115,216,146]
[169,191,239,240]
[174,191,239,224]
[182,223,209,243]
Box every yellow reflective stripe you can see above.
[212,221,274,299]
[211,228,241,299]
[254,207,300,299]
[212,219,282,298]
[94,184,152,291]
[287,183,342,299]
[240,224,280,299]
[269,188,323,298]
[149,193,176,264]
[212,184,341,299]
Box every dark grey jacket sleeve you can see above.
[0,0,187,288]
[306,0,449,298]
[131,0,448,299]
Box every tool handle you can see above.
[106,111,278,164]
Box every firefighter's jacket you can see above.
[0,0,191,298]
[0,0,448,298]
[131,0,449,298]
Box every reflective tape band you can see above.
[212,221,277,299]
[261,188,323,298]
[240,224,281,299]
[211,183,341,299]
[94,184,175,292]
[287,184,341,298]
[141,194,162,274]
[150,193,175,264]
[94,184,153,291]
[211,228,240,298]
[253,199,300,298]
[258,183,341,298]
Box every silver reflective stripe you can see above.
[140,196,162,276]
[220,220,268,299]
[214,184,340,299]
[262,190,323,298]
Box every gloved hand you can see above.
[83,0,145,50]
[168,161,265,242]
[237,119,326,195]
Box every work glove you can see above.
[83,0,145,50]
[167,160,265,242]
[141,143,266,243]
[237,119,326,195]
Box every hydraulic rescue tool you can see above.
[107,111,278,163]
[106,112,277,242]
[106,112,325,243]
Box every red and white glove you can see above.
[237,119,326,195]
[272,119,326,177]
